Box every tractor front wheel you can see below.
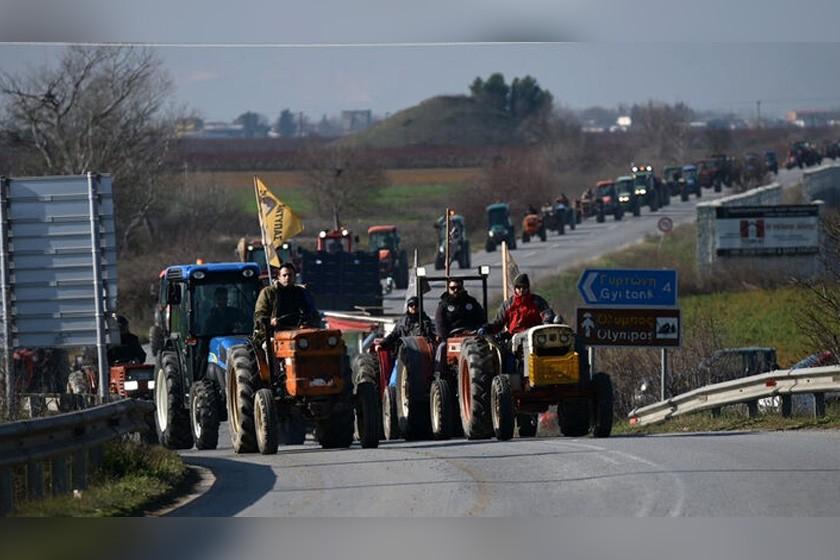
[558,399,591,437]
[490,374,514,441]
[226,345,259,454]
[516,413,538,438]
[316,408,354,449]
[430,378,454,440]
[355,382,380,448]
[458,338,494,440]
[592,373,614,438]
[255,388,279,454]
[382,385,400,440]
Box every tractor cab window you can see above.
[248,246,268,274]
[633,174,651,188]
[487,207,508,225]
[597,185,613,197]
[191,280,261,337]
[370,231,397,250]
[615,180,633,195]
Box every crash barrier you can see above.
[695,183,824,279]
[628,365,840,426]
[804,163,840,208]
[0,399,154,515]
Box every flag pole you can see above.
[502,240,509,300]
[253,176,273,280]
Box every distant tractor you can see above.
[435,213,471,270]
[368,225,409,290]
[485,203,517,252]
[680,164,701,201]
[235,237,300,283]
[299,227,383,314]
[593,180,623,222]
[521,211,547,243]
[631,164,665,210]
[615,176,641,217]
[152,262,263,451]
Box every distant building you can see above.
[183,121,246,139]
[785,110,840,128]
[341,110,373,134]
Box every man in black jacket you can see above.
[253,262,320,347]
[377,296,435,354]
[434,277,485,340]
[107,316,146,364]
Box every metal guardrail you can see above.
[0,399,154,515]
[628,365,840,426]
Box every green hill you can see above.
[345,95,521,148]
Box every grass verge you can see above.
[614,401,840,435]
[14,439,188,517]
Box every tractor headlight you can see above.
[619,196,629,202]
[296,338,309,350]
[558,331,573,346]
[124,380,139,391]
[637,189,646,195]
[147,380,155,389]
[319,231,327,238]
[489,230,495,237]
[536,334,547,347]
[327,336,338,347]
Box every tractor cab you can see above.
[235,237,299,281]
[485,203,516,252]
[434,213,470,270]
[631,164,662,210]
[317,227,355,254]
[153,262,263,450]
[368,225,409,290]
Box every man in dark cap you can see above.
[377,296,435,354]
[253,262,321,347]
[484,273,559,335]
[107,315,147,364]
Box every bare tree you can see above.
[0,46,178,252]
[797,212,840,363]
[301,144,389,225]
[631,101,694,161]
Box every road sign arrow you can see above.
[580,271,598,304]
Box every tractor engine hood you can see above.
[208,335,252,372]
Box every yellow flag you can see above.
[254,177,304,267]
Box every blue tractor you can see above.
[151,262,263,450]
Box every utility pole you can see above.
[756,100,762,128]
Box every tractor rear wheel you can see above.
[558,398,591,437]
[255,388,279,454]
[355,382,380,448]
[458,338,495,440]
[592,372,614,438]
[382,385,400,440]
[632,203,641,217]
[396,342,432,440]
[226,344,259,454]
[430,378,454,440]
[155,352,193,450]
[539,228,547,242]
[396,250,409,290]
[516,414,538,438]
[190,378,221,450]
[316,408,354,449]
[681,191,689,202]
[491,374,514,441]
[149,325,164,358]
[486,239,496,252]
[522,232,530,243]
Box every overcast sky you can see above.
[2,1,840,122]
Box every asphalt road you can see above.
[383,168,805,314]
[174,425,840,516]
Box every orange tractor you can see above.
[521,212,547,243]
[226,314,380,454]
[368,225,410,290]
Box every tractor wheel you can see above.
[615,207,624,221]
[190,378,221,450]
[254,388,279,454]
[592,373,614,438]
[696,188,702,199]
[154,352,193,450]
[226,344,259,454]
[597,206,605,223]
[382,385,400,440]
[509,236,517,250]
[569,213,576,230]
[558,399,591,437]
[516,414,538,438]
[316,408,354,449]
[435,253,445,270]
[355,382,380,449]
[539,228,547,242]
[458,338,495,440]
[149,325,164,358]
[486,239,495,252]
[681,191,689,202]
[430,378,454,440]
[461,242,471,268]
[395,342,432,440]
[522,232,530,243]
[714,180,722,193]
[490,374,515,441]
[633,204,641,217]
[278,415,307,445]
[557,215,566,235]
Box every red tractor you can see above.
[521,213,547,243]
[356,265,507,441]
[367,225,410,290]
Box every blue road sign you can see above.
[577,269,678,307]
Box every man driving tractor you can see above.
[377,296,435,354]
[253,262,321,347]
[484,273,560,335]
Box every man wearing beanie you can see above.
[485,273,560,335]
[377,296,435,354]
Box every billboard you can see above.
[715,205,819,257]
